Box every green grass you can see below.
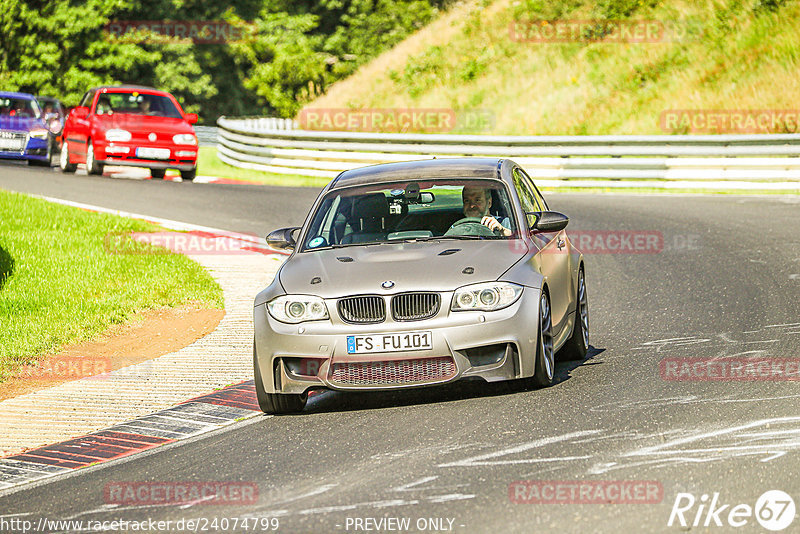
[197,147,330,187]
[0,190,223,383]
[309,0,800,135]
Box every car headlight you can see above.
[48,119,63,134]
[29,129,49,139]
[105,129,131,142]
[451,282,523,312]
[173,134,197,145]
[267,295,329,324]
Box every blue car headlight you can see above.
[451,282,523,312]
[267,295,329,324]
[29,129,49,140]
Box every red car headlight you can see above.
[172,134,197,145]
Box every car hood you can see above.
[278,240,529,298]
[0,115,44,131]
[96,115,194,135]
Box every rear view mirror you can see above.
[419,191,435,203]
[528,211,569,233]
[267,227,300,251]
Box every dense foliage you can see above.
[0,0,451,121]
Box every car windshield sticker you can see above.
[308,236,325,248]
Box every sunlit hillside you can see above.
[304,0,800,135]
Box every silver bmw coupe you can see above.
[253,158,588,413]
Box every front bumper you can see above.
[0,133,49,161]
[95,141,197,170]
[254,287,541,394]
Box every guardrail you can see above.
[194,125,219,147]
[216,116,800,183]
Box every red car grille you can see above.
[330,357,456,385]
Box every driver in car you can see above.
[461,186,512,236]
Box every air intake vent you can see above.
[391,293,440,321]
[337,295,385,324]
[330,357,456,385]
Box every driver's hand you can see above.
[481,216,511,236]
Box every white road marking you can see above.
[427,493,476,503]
[298,499,419,515]
[438,430,600,467]
[273,483,339,505]
[392,476,439,492]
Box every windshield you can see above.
[95,92,182,118]
[301,179,518,251]
[0,97,40,118]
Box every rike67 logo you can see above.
[668,490,796,531]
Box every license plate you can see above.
[347,331,433,354]
[136,147,170,159]
[0,138,22,151]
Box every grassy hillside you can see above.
[304,0,800,135]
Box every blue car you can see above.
[0,91,53,166]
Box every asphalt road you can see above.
[2,162,800,533]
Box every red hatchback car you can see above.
[60,85,199,181]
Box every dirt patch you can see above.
[0,305,224,402]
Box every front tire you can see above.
[532,289,555,387]
[59,142,77,173]
[180,168,196,182]
[254,349,307,414]
[558,267,589,361]
[86,141,103,175]
[150,169,166,179]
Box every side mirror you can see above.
[528,211,569,233]
[267,227,301,251]
[71,106,89,119]
[185,113,198,124]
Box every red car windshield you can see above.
[96,92,182,119]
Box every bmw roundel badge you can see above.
[381,280,395,289]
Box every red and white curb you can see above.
[0,198,286,492]
[0,382,260,491]
[69,165,267,186]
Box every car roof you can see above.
[90,85,165,94]
[0,91,35,99]
[329,158,510,190]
